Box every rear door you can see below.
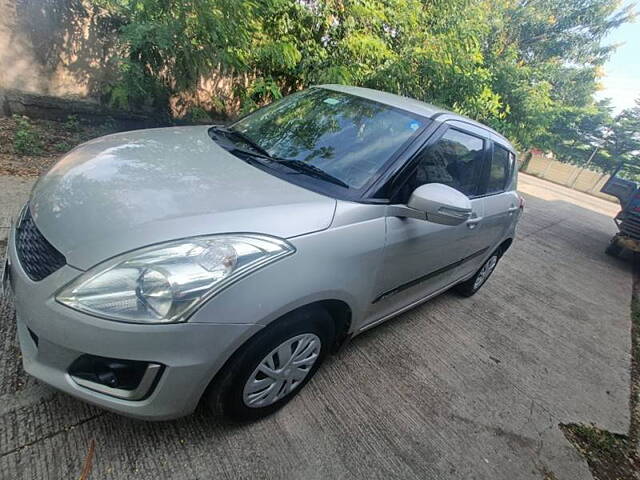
[479,138,519,249]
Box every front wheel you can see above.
[454,252,500,297]
[204,307,335,422]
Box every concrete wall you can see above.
[522,153,616,202]
[0,0,240,117]
[0,0,118,99]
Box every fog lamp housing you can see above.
[68,354,163,400]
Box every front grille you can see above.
[15,206,66,281]
[620,212,640,240]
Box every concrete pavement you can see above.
[0,173,632,479]
[0,175,35,242]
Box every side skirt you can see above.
[357,275,472,334]
[371,247,488,304]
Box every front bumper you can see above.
[7,227,262,420]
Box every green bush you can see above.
[12,115,42,155]
[53,141,73,152]
[183,107,212,124]
[64,114,81,133]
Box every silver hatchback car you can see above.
[3,85,521,421]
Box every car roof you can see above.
[317,84,512,148]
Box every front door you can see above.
[364,127,489,327]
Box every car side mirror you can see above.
[389,183,472,226]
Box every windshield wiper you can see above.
[275,159,350,188]
[211,126,273,159]
[210,126,349,188]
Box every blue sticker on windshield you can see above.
[323,98,341,105]
[408,121,421,131]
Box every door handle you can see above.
[467,217,482,229]
[507,205,519,214]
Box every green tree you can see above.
[601,98,640,176]
[98,0,636,166]
[606,98,640,161]
[481,0,634,150]
[537,102,613,169]
[98,0,260,110]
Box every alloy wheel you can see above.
[473,255,498,291]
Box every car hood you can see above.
[29,126,336,270]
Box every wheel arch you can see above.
[255,299,353,352]
[314,299,353,351]
[202,298,353,412]
[497,237,513,257]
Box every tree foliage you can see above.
[99,0,637,171]
[604,99,640,175]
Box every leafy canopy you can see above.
[99,0,637,171]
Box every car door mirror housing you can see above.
[409,183,472,225]
[389,183,472,225]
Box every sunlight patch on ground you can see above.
[518,173,620,218]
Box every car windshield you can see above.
[230,88,427,190]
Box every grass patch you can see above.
[0,115,122,176]
[560,423,639,480]
[12,115,42,155]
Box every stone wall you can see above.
[0,88,161,129]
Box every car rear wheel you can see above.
[454,252,500,297]
[204,306,335,421]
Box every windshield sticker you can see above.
[408,121,422,131]
[323,98,341,105]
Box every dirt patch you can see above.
[0,115,121,176]
[561,423,640,479]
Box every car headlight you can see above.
[56,234,294,324]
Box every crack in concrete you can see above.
[449,412,543,448]
[519,219,566,240]
[0,412,106,458]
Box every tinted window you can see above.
[487,146,512,194]
[231,89,427,189]
[406,129,485,197]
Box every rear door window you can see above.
[487,145,512,194]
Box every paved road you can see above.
[0,173,632,479]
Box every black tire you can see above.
[454,251,501,297]
[204,306,335,422]
[605,240,623,257]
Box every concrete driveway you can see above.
[0,173,632,479]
